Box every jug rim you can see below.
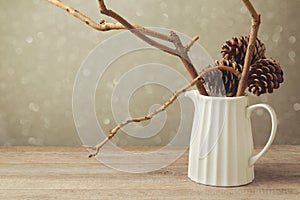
[187,90,248,100]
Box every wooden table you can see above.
[0,146,299,200]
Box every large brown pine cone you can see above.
[221,35,266,66]
[201,59,243,97]
[247,59,284,96]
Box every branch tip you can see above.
[186,35,200,51]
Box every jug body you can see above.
[185,91,277,186]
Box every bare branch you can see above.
[168,31,208,95]
[47,0,133,31]
[242,0,259,19]
[96,1,208,96]
[218,66,241,79]
[96,0,179,56]
[236,0,261,96]
[140,27,172,42]
[84,66,240,158]
[47,0,208,95]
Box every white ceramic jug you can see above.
[185,90,277,187]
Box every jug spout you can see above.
[185,90,199,106]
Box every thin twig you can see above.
[84,66,240,157]
[236,0,261,96]
[218,66,241,79]
[186,36,200,52]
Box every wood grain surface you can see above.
[0,146,299,200]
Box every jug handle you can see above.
[246,104,278,166]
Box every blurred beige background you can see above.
[0,0,299,146]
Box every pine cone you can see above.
[221,35,266,66]
[248,59,284,96]
[201,66,225,96]
[201,59,243,97]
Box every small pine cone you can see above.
[221,35,266,66]
[201,59,243,97]
[201,66,225,96]
[248,59,284,96]
[216,59,243,97]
